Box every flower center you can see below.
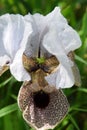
[33,90,50,109]
[22,54,59,73]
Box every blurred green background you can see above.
[0,0,87,130]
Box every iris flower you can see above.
[0,7,81,130]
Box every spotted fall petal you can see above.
[18,82,69,130]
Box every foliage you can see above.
[0,0,87,130]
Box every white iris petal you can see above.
[45,70,58,87]
[0,14,32,81]
[24,14,40,57]
[33,7,67,33]
[10,48,31,81]
[33,7,68,57]
[0,55,10,66]
[43,24,81,88]
[59,25,82,53]
[1,14,25,58]
[10,19,33,81]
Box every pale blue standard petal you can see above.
[33,7,67,34]
[10,20,33,81]
[1,14,25,58]
[0,14,32,81]
[33,7,67,57]
[43,27,75,88]
[0,14,25,65]
[58,25,82,53]
[10,49,31,81]
[24,14,40,57]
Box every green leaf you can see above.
[0,76,13,88]
[78,88,87,93]
[68,114,80,130]
[80,10,87,42]
[3,115,13,130]
[66,124,74,130]
[72,107,87,112]
[75,54,87,65]
[0,103,18,118]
